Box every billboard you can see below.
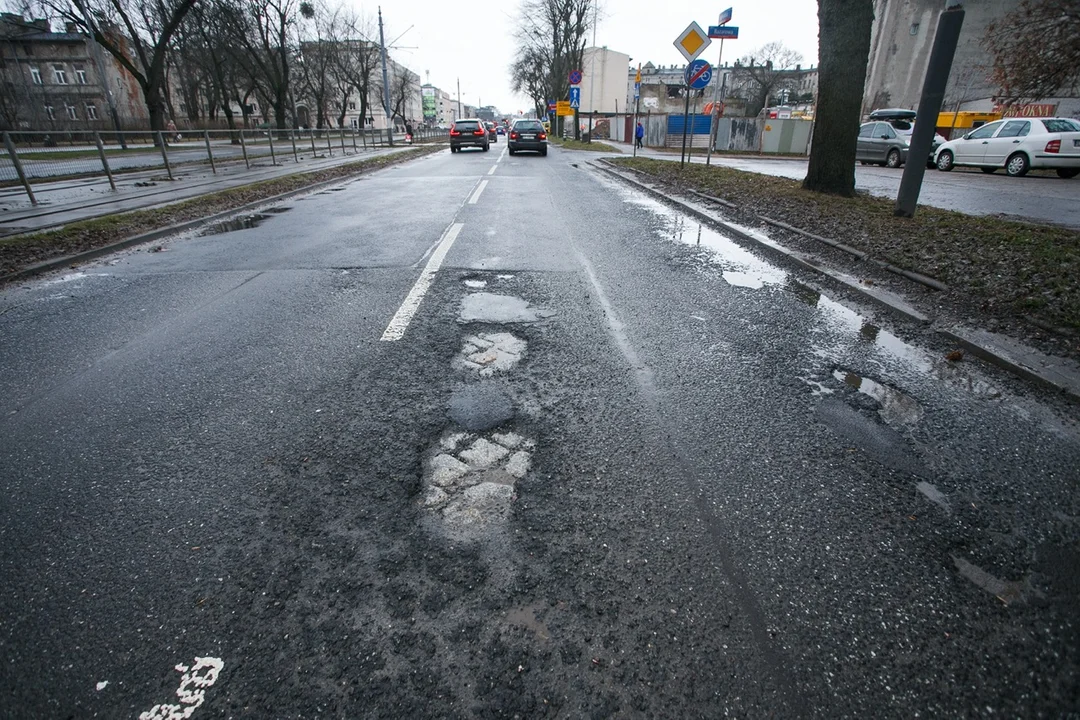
[421,87,437,120]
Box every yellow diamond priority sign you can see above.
[674,21,711,63]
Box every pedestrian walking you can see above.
[635,122,644,149]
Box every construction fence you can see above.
[1,127,447,205]
[579,112,814,155]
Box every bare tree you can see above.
[330,11,380,130]
[41,0,198,133]
[802,0,874,196]
[730,42,803,116]
[510,44,548,119]
[386,61,418,131]
[512,0,592,137]
[985,0,1080,106]
[227,0,305,128]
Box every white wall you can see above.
[580,47,631,114]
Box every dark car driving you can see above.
[450,119,490,153]
[508,119,547,156]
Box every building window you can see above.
[85,103,98,120]
[66,104,77,120]
[30,67,42,84]
[75,67,88,84]
[910,22,919,35]
[44,104,55,120]
[53,66,68,84]
[349,102,356,110]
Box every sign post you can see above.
[681,59,712,167]
[673,22,712,168]
[706,11,737,166]
[632,63,642,157]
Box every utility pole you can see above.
[77,2,126,148]
[378,6,394,146]
[457,77,461,119]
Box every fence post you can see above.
[309,129,317,156]
[203,130,217,174]
[156,131,174,180]
[340,127,346,154]
[239,129,250,169]
[351,129,357,151]
[326,130,333,157]
[267,129,276,164]
[3,131,37,205]
[93,132,116,190]
[290,130,298,162]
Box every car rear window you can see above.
[515,122,544,131]
[1042,119,1080,133]
[455,121,479,131]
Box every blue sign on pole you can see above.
[685,59,712,89]
[717,7,732,25]
[708,25,739,39]
[568,86,581,109]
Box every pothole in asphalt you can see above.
[199,214,270,236]
[459,293,552,324]
[421,429,535,539]
[833,368,924,430]
[456,333,526,377]
[448,382,514,430]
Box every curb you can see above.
[1,148,440,285]
[589,159,1080,402]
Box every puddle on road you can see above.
[459,293,551,324]
[199,213,270,236]
[45,271,110,285]
[262,206,292,214]
[833,368,924,430]
[463,279,487,289]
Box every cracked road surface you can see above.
[1,144,1078,717]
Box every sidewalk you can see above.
[0,144,422,237]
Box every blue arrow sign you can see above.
[685,59,712,89]
[708,25,739,39]
[568,86,581,109]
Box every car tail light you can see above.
[538,132,547,140]
[474,129,485,136]
[449,128,460,136]
[510,131,518,139]
[1045,139,1061,153]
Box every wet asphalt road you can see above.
[1,144,1078,717]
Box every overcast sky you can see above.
[365,1,820,113]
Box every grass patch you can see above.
[1,146,441,279]
[609,157,1080,332]
[549,137,621,153]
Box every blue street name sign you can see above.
[717,7,732,25]
[708,25,739,39]
[569,86,581,109]
[685,59,712,89]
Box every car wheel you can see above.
[540,148,547,157]
[1005,152,1029,177]
[508,148,516,155]
[859,161,869,165]
[935,150,954,172]
[1056,168,1079,179]
[886,149,902,168]
[483,144,490,152]
[981,167,997,174]
[450,146,457,153]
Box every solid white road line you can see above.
[380,222,465,341]
[468,180,489,204]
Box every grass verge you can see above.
[1,146,441,279]
[609,157,1080,334]
[549,137,622,153]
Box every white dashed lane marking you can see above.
[468,180,489,204]
[488,165,496,175]
[380,222,465,341]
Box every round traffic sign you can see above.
[568,69,583,85]
[685,59,712,89]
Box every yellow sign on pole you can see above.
[674,21,711,63]
[556,100,573,117]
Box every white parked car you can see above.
[934,117,1080,178]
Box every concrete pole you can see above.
[378,7,394,147]
[894,2,964,218]
[706,39,726,166]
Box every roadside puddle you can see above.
[199,213,269,236]
[833,368,924,430]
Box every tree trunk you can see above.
[802,0,874,197]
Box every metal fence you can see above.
[1,127,448,205]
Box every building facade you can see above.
[0,13,147,132]
[580,46,631,114]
